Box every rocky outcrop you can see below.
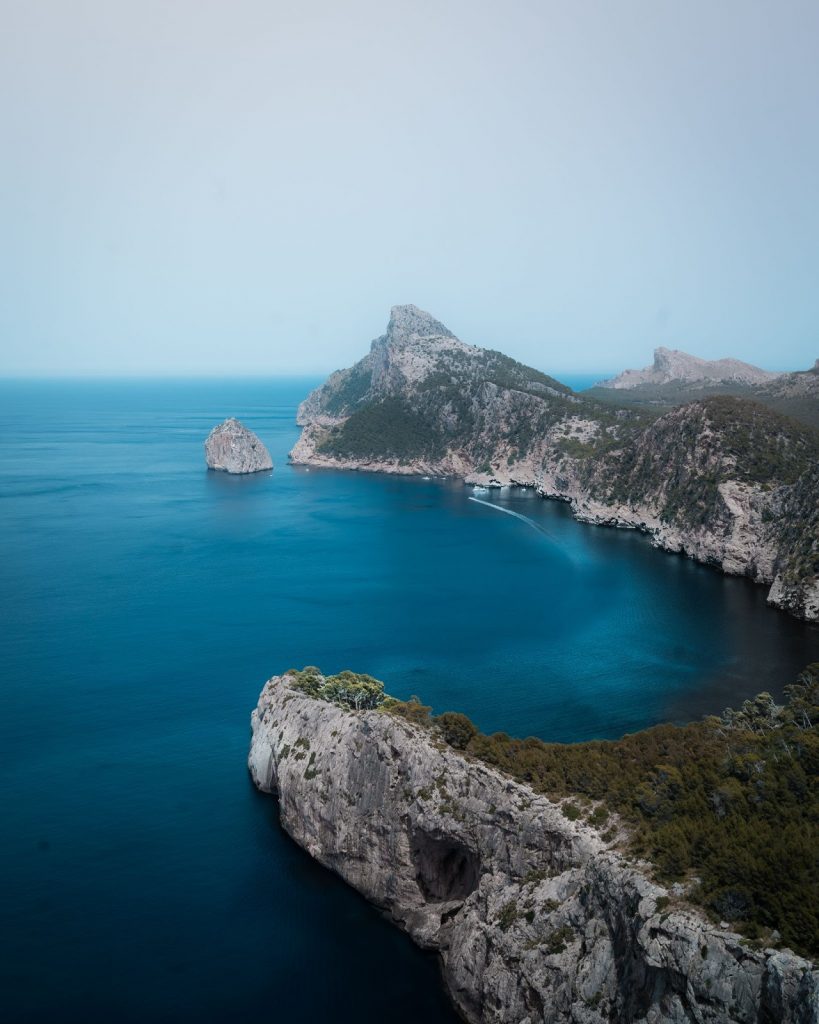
[598,348,782,390]
[249,677,819,1024]
[290,307,819,621]
[205,417,273,474]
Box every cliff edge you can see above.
[249,675,819,1024]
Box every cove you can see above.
[1,378,816,1023]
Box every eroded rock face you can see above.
[249,677,819,1024]
[205,418,273,474]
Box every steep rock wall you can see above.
[249,677,819,1024]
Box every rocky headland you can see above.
[249,673,819,1024]
[289,306,819,622]
[205,417,273,474]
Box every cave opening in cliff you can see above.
[410,828,480,903]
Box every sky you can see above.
[1,0,818,377]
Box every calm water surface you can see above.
[1,378,817,1023]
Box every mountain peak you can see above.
[386,304,455,344]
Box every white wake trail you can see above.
[467,496,553,539]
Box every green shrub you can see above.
[382,695,433,727]
[546,925,574,954]
[436,711,479,750]
[498,901,518,931]
[287,667,385,711]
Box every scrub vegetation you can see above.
[287,666,385,711]
[284,654,819,957]
[602,397,819,526]
[383,666,819,959]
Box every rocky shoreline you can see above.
[289,442,816,623]
[286,306,818,624]
[249,676,819,1024]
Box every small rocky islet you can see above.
[204,417,272,474]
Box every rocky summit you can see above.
[588,349,819,430]
[290,306,819,621]
[205,417,273,474]
[597,348,782,390]
[249,674,819,1024]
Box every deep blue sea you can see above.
[2,378,817,1023]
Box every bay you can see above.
[1,378,816,1023]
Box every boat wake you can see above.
[467,495,554,540]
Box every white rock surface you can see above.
[249,677,819,1024]
[204,417,273,474]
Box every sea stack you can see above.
[205,418,273,474]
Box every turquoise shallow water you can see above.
[1,378,817,1023]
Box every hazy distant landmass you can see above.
[598,347,783,389]
[587,349,819,429]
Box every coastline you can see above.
[288,443,819,625]
[250,676,819,1024]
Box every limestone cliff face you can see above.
[249,677,819,1024]
[205,417,273,474]
[290,307,819,622]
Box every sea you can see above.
[1,377,817,1023]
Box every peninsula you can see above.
[250,668,819,1023]
[290,306,819,621]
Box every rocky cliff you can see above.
[290,307,819,621]
[249,676,819,1024]
[205,417,273,474]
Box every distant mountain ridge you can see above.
[292,306,819,622]
[589,348,819,429]
[598,347,782,389]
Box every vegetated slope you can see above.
[569,397,819,613]
[580,396,817,524]
[452,669,819,960]
[295,303,624,468]
[250,668,819,1024]
[284,664,819,960]
[292,306,819,620]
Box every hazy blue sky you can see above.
[1,0,818,376]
